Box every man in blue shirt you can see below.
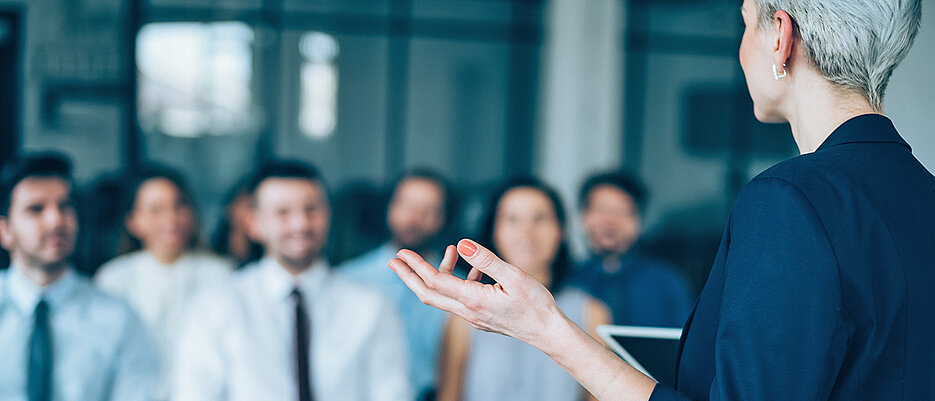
[339,169,451,401]
[573,171,693,328]
[0,152,157,401]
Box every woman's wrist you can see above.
[527,304,578,356]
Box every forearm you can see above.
[531,308,657,401]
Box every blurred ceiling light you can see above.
[0,19,8,45]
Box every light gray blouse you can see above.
[463,287,592,401]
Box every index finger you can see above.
[456,239,525,289]
[397,248,497,302]
[387,258,472,316]
[395,249,467,293]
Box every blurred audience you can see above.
[339,169,451,401]
[573,170,693,328]
[0,152,157,401]
[94,166,233,400]
[437,177,610,401]
[173,159,411,401]
[211,180,262,267]
[329,181,388,265]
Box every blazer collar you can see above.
[817,113,911,152]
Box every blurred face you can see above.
[229,191,254,233]
[387,178,445,249]
[581,185,641,256]
[493,187,562,282]
[0,177,78,272]
[253,178,330,271]
[739,0,785,123]
[126,178,195,256]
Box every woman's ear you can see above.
[125,212,143,241]
[245,208,261,242]
[0,217,12,250]
[772,9,796,68]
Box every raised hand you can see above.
[388,238,657,401]
[387,239,566,348]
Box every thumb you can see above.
[457,239,523,288]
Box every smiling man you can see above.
[173,159,411,401]
[573,170,693,328]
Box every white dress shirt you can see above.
[0,265,158,401]
[173,257,413,401]
[339,243,447,399]
[95,250,233,400]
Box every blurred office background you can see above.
[1,0,933,293]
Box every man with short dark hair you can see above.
[174,159,412,401]
[339,169,450,400]
[574,170,693,328]
[0,152,157,401]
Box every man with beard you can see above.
[573,170,693,328]
[340,169,450,401]
[173,160,411,401]
[0,152,157,401]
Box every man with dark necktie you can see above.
[0,152,157,401]
[173,159,411,401]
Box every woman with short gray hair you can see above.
[389,0,935,400]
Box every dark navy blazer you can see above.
[650,114,935,400]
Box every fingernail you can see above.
[457,240,477,257]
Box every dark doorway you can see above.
[0,10,20,165]
[0,9,18,269]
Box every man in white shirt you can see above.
[0,152,158,401]
[339,170,450,400]
[174,159,412,401]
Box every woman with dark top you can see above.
[389,0,935,399]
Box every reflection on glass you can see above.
[137,21,258,138]
[299,31,339,139]
[0,19,9,44]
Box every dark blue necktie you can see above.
[291,288,313,401]
[28,299,52,401]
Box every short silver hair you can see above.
[755,0,922,111]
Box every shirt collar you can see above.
[6,264,77,314]
[140,249,191,267]
[259,257,330,302]
[379,242,400,258]
[817,113,911,152]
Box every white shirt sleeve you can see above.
[110,306,160,401]
[171,290,228,401]
[368,301,414,401]
[94,258,130,297]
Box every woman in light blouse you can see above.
[96,166,232,400]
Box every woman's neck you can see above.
[527,267,552,288]
[784,73,878,154]
[148,246,185,265]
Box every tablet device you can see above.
[596,325,682,387]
